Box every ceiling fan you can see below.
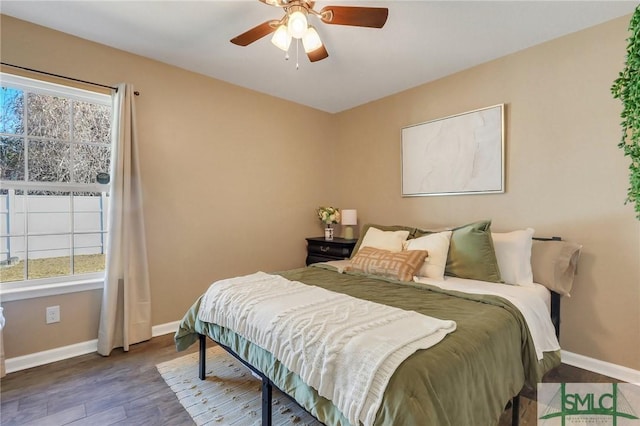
[230,0,389,63]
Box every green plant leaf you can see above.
[612,5,640,219]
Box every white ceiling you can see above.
[2,1,636,113]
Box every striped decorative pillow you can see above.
[346,247,428,282]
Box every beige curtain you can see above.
[97,84,151,356]
[0,307,5,377]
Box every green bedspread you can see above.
[175,265,560,426]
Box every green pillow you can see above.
[444,220,502,283]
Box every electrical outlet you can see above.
[46,306,60,324]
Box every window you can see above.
[0,73,112,297]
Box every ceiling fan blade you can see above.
[319,6,388,28]
[307,44,328,62]
[230,20,279,46]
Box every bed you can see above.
[175,220,582,426]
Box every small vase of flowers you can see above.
[317,206,341,241]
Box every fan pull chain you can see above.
[296,39,300,70]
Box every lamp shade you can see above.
[341,209,357,226]
[271,25,292,51]
[288,10,308,39]
[302,26,323,53]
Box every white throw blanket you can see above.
[197,272,456,426]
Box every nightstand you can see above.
[305,237,357,266]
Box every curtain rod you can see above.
[0,62,140,96]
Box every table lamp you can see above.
[341,209,357,240]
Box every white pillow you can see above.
[404,231,452,280]
[359,227,410,253]
[491,228,535,286]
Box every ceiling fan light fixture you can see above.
[232,1,389,64]
[302,26,323,53]
[287,9,308,39]
[271,24,292,51]
[260,0,290,5]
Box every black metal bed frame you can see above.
[197,237,564,426]
[198,334,279,426]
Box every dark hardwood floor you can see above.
[0,334,198,426]
[0,334,621,426]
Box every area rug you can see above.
[157,346,322,426]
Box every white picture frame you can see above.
[401,104,505,197]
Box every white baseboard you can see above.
[151,320,180,337]
[5,320,181,374]
[5,339,98,374]
[561,350,640,384]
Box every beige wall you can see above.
[333,15,640,370]
[2,291,102,356]
[0,15,335,358]
[1,14,639,371]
